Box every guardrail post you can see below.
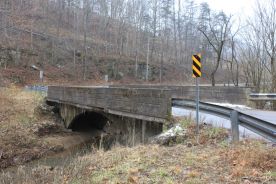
[230,110,239,143]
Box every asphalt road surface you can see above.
[239,109,276,125]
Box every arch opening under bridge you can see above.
[69,111,108,133]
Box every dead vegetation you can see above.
[224,141,276,180]
[1,114,275,184]
[0,87,75,169]
[0,87,274,183]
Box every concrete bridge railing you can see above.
[47,86,172,124]
[110,85,251,105]
[47,86,172,146]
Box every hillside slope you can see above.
[0,1,230,86]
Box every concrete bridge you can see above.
[46,85,252,146]
[47,86,171,146]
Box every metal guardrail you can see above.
[25,85,48,93]
[172,99,276,143]
[250,93,276,101]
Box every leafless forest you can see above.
[0,0,275,92]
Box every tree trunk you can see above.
[211,72,215,86]
[160,47,164,84]
[83,3,89,81]
[177,0,183,64]
[211,44,223,86]
[271,57,276,110]
[146,37,150,81]
[173,0,177,63]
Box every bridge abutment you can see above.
[58,104,163,147]
[102,116,162,147]
[60,104,85,129]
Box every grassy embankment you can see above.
[0,87,84,170]
[0,87,275,184]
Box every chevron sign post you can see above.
[192,54,202,78]
[192,54,202,137]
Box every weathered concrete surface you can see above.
[169,86,250,105]
[104,114,162,146]
[59,104,86,128]
[47,86,169,146]
[110,85,251,105]
[55,103,163,146]
[47,86,171,123]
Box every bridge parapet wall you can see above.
[47,86,171,122]
[169,86,250,105]
[110,85,251,105]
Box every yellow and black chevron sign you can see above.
[192,54,202,78]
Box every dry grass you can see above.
[0,87,46,168]
[0,86,42,118]
[2,141,275,184]
[1,116,275,184]
[177,117,229,146]
[0,87,275,183]
[0,87,71,169]
[223,140,276,180]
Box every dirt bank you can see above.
[1,118,275,184]
[0,87,95,170]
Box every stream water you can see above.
[1,134,98,177]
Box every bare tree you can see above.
[240,27,265,93]
[82,0,92,80]
[224,22,242,86]
[198,11,232,86]
[254,0,276,109]
[0,0,246,87]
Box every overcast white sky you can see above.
[194,0,255,19]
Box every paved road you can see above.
[239,110,276,125]
[208,102,276,125]
[172,107,263,139]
